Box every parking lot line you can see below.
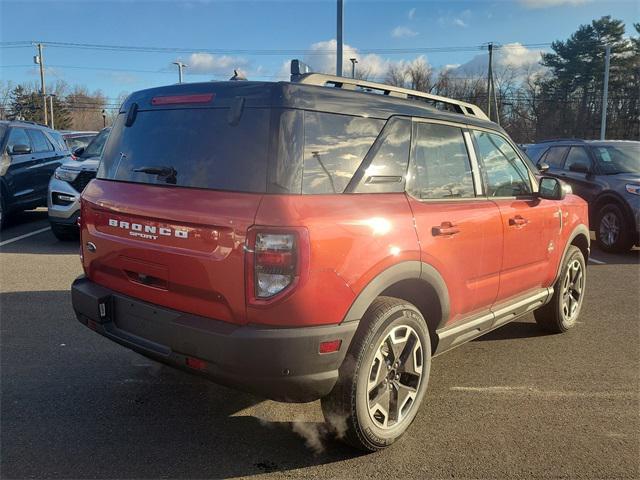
[0,227,51,247]
[588,257,606,265]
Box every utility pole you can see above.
[336,0,344,76]
[172,62,187,83]
[486,42,493,121]
[600,45,611,140]
[48,94,55,130]
[35,43,48,126]
[350,58,358,78]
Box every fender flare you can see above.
[342,261,450,329]
[555,223,590,284]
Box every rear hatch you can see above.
[80,83,274,325]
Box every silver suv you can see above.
[48,127,110,240]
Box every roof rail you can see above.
[290,63,489,121]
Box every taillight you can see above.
[246,227,309,303]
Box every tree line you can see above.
[1,16,638,142]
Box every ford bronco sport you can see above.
[71,62,590,452]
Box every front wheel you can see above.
[596,203,633,252]
[321,296,431,452]
[534,245,586,333]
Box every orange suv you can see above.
[72,63,590,451]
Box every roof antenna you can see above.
[230,69,247,81]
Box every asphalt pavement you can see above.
[1,210,639,479]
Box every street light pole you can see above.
[350,58,358,78]
[172,62,187,83]
[600,45,611,141]
[336,0,343,76]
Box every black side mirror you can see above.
[73,146,85,158]
[569,162,590,174]
[537,162,550,173]
[538,176,567,201]
[11,144,31,155]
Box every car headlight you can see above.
[54,167,80,182]
[625,184,640,196]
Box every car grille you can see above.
[70,171,97,193]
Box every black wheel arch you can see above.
[554,224,590,284]
[341,261,450,353]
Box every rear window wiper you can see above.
[132,165,177,184]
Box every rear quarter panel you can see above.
[253,193,419,327]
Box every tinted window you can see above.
[302,112,383,194]
[98,108,270,192]
[7,128,32,153]
[408,123,475,199]
[540,146,568,168]
[353,117,411,193]
[563,147,591,171]
[81,129,110,158]
[28,129,54,152]
[269,109,304,194]
[473,130,532,197]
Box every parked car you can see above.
[0,120,70,229]
[61,131,98,158]
[522,139,639,252]
[71,64,590,452]
[48,127,111,240]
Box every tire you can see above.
[534,246,586,333]
[321,296,431,452]
[51,223,78,241]
[595,203,633,252]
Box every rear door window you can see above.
[302,112,384,194]
[98,108,271,193]
[407,122,476,199]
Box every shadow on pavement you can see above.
[474,320,551,342]
[1,290,362,479]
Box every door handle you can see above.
[509,215,528,226]
[432,222,460,237]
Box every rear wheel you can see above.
[321,296,431,452]
[596,203,633,252]
[534,245,586,333]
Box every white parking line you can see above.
[589,257,606,265]
[0,227,51,247]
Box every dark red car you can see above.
[72,67,590,451]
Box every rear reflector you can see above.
[319,339,342,354]
[185,356,207,371]
[151,93,214,106]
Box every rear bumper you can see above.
[71,276,357,402]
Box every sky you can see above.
[1,0,638,109]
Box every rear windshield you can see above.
[98,108,271,192]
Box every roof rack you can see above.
[290,60,489,121]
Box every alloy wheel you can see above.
[599,212,620,247]
[367,324,423,429]
[561,259,584,323]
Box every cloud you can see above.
[453,18,467,28]
[450,42,545,78]
[518,0,590,8]
[392,26,419,38]
[408,7,416,20]
[178,52,249,77]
